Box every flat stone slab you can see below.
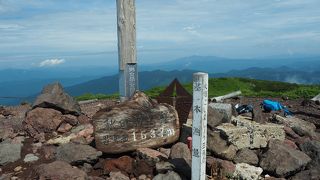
[233,116,285,148]
[217,116,285,149]
[136,148,168,164]
[233,163,263,180]
[273,115,316,137]
[216,123,250,150]
[93,92,180,154]
[56,143,102,165]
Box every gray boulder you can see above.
[260,139,311,177]
[208,103,232,127]
[56,143,102,165]
[108,171,130,180]
[0,125,14,141]
[207,105,227,128]
[153,171,181,180]
[206,156,236,179]
[299,140,320,168]
[33,82,81,115]
[233,148,259,166]
[0,173,12,180]
[273,115,316,138]
[207,130,237,160]
[156,161,175,174]
[0,142,22,165]
[34,161,88,180]
[290,168,320,180]
[169,143,191,180]
[169,142,191,161]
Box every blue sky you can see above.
[0,0,319,69]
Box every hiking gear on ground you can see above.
[261,100,293,117]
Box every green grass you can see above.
[75,93,119,101]
[76,77,320,101]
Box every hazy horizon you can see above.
[0,54,319,71]
[1,0,320,69]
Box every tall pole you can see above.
[192,72,208,180]
[117,0,138,102]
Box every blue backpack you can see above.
[262,100,293,116]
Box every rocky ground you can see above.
[0,83,319,180]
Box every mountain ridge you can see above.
[65,67,320,98]
[1,55,319,105]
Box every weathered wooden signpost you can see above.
[94,0,180,155]
[192,72,208,180]
[117,0,138,102]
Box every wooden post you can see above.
[117,0,137,102]
[210,90,241,102]
[311,93,320,101]
[192,72,208,180]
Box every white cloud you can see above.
[183,26,195,32]
[277,31,320,40]
[183,25,200,36]
[0,23,23,30]
[39,58,65,67]
[1,0,320,64]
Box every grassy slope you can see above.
[76,77,320,101]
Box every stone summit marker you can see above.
[191,72,208,180]
[93,92,180,154]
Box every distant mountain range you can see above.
[0,55,319,105]
[66,67,320,97]
[140,55,320,73]
[65,70,196,96]
[214,67,320,84]
[0,66,116,83]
